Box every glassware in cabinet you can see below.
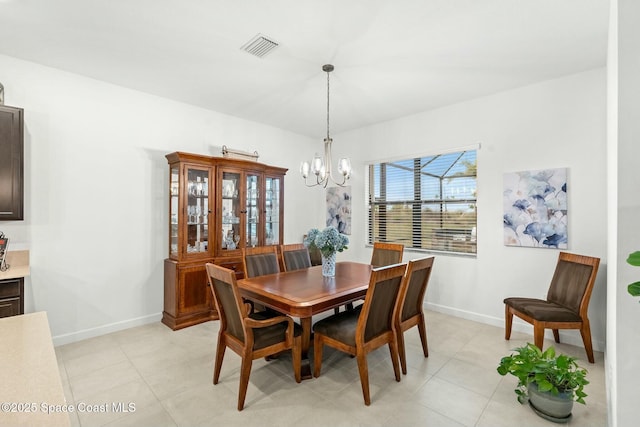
[169,165,179,258]
[165,153,214,261]
[221,171,241,251]
[245,173,260,248]
[185,167,210,254]
[264,176,281,246]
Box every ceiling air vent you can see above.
[241,33,279,58]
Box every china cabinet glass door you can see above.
[185,166,210,255]
[221,171,241,252]
[265,176,281,246]
[246,173,260,248]
[170,165,179,258]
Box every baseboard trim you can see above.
[424,302,605,353]
[52,312,162,347]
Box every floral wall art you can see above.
[326,186,351,235]
[503,168,568,249]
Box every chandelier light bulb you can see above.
[338,158,351,177]
[300,161,310,179]
[311,154,323,175]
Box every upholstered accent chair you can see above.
[312,263,408,405]
[370,242,404,267]
[396,256,435,375]
[242,246,280,278]
[205,263,302,410]
[280,243,312,272]
[503,252,600,363]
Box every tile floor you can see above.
[56,311,607,427]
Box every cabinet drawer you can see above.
[0,279,21,298]
[0,297,21,318]
[215,259,243,279]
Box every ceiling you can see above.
[0,0,609,139]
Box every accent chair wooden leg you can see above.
[504,305,513,340]
[418,314,429,358]
[356,351,371,406]
[213,334,226,384]
[397,326,408,375]
[389,338,401,382]
[237,355,253,411]
[533,323,545,351]
[580,320,595,363]
[552,329,560,343]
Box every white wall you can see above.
[0,54,323,344]
[606,1,618,425]
[338,68,608,351]
[611,1,640,426]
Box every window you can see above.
[367,149,477,255]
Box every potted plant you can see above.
[626,251,640,301]
[304,226,348,277]
[497,343,588,423]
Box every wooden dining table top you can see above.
[237,261,372,318]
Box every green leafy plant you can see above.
[497,343,589,405]
[626,251,640,301]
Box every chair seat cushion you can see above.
[312,306,362,346]
[250,313,302,350]
[504,297,581,322]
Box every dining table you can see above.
[237,261,372,379]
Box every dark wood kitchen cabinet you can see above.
[0,277,24,318]
[0,105,24,221]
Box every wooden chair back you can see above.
[370,242,404,267]
[280,243,312,272]
[242,246,280,278]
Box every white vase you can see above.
[321,252,336,277]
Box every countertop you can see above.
[0,311,70,427]
[0,250,30,280]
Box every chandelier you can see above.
[300,64,351,187]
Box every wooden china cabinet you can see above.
[162,152,287,330]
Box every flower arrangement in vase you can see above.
[304,226,349,277]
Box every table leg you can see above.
[300,317,312,380]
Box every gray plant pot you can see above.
[527,382,574,423]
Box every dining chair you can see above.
[312,263,408,405]
[205,263,302,411]
[395,256,435,375]
[370,242,404,267]
[504,251,600,363]
[280,243,312,272]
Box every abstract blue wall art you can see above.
[326,186,351,235]
[503,168,568,248]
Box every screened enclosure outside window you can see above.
[367,149,477,255]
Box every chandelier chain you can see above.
[326,69,330,141]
